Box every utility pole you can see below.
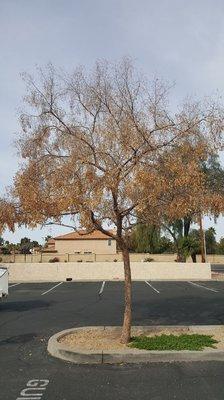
[199,214,206,263]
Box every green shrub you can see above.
[49,257,60,263]
[129,334,218,351]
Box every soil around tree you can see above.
[58,326,224,351]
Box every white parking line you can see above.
[99,281,106,296]
[188,281,219,293]
[41,282,63,296]
[9,283,21,288]
[145,281,160,294]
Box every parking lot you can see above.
[1,280,224,400]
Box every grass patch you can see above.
[129,334,218,351]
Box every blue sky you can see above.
[1,0,224,244]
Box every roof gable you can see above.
[54,229,115,241]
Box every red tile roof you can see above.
[54,230,115,241]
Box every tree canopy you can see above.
[1,58,224,343]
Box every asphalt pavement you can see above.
[211,263,224,272]
[1,280,224,400]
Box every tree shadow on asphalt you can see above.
[0,300,50,312]
[0,332,38,345]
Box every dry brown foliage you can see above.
[1,58,224,342]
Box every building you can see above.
[44,230,116,255]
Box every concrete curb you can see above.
[48,327,104,364]
[47,326,224,364]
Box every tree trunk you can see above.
[191,253,197,263]
[176,253,186,262]
[120,247,132,344]
[184,216,191,237]
[199,214,206,263]
[176,248,186,262]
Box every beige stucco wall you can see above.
[5,262,211,282]
[54,239,116,255]
[2,253,224,263]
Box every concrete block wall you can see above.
[2,252,224,263]
[4,262,211,282]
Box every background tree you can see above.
[44,235,52,243]
[217,238,224,254]
[163,154,224,261]
[157,236,174,253]
[129,224,161,253]
[0,240,16,255]
[129,223,173,253]
[1,241,11,255]
[205,227,217,254]
[0,237,40,255]
[203,154,224,197]
[164,226,218,261]
[177,229,201,262]
[19,237,40,254]
[2,59,224,343]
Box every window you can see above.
[108,239,112,246]
[74,251,80,254]
[84,251,92,254]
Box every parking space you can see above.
[8,282,21,288]
[8,281,59,295]
[2,280,224,399]
[13,278,224,292]
[6,279,224,302]
[4,280,224,328]
[6,279,224,311]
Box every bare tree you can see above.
[3,58,224,343]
